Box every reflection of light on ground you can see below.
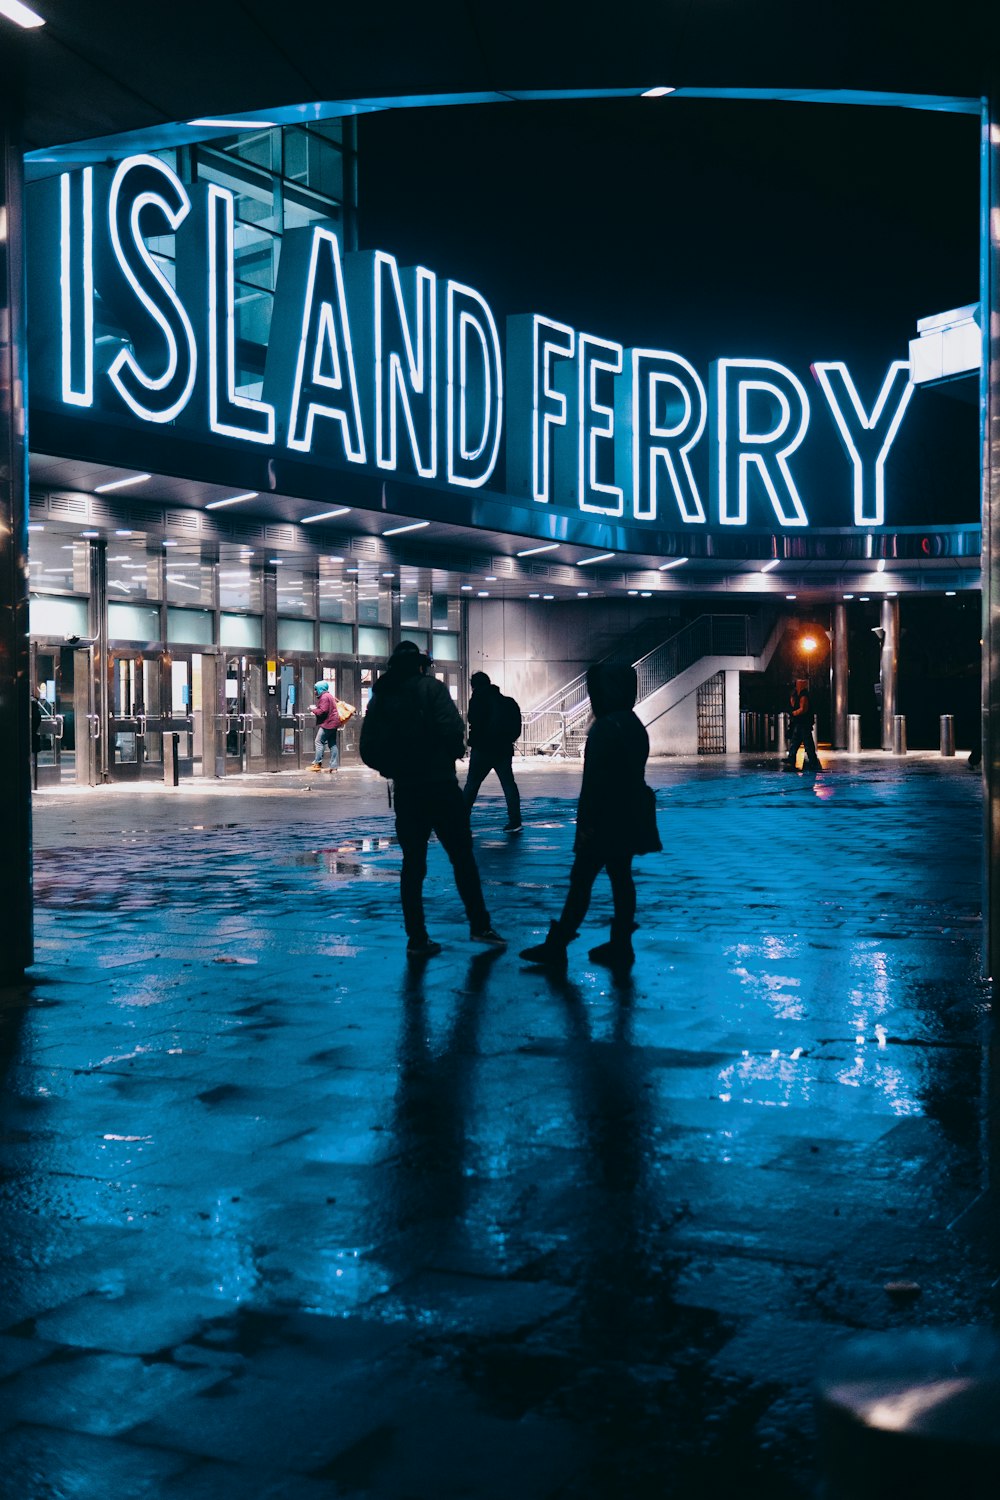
[851,1377,975,1431]
[728,962,805,1022]
[716,1047,812,1109]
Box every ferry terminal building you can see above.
[1,2,998,980]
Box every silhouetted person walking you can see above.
[784,678,821,770]
[520,663,660,969]
[463,671,523,832]
[360,642,505,958]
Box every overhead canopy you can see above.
[5,0,993,152]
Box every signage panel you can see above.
[28,153,949,538]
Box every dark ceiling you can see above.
[3,1,997,152]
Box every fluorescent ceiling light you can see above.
[659,556,688,570]
[382,520,430,536]
[302,507,351,524]
[206,491,258,510]
[876,559,887,572]
[785,594,797,600]
[94,474,151,493]
[0,2,46,29]
[27,523,43,531]
[516,542,559,557]
[577,591,589,598]
[761,560,780,573]
[189,117,278,129]
[641,86,676,98]
[162,539,178,547]
[576,552,615,566]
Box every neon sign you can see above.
[31,152,917,531]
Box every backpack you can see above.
[360,675,435,778]
[494,694,522,744]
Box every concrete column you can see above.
[724,669,741,754]
[0,113,32,983]
[880,597,899,752]
[90,539,109,783]
[832,602,848,749]
[262,564,280,770]
[983,97,1000,978]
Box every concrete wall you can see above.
[639,662,753,755]
[466,598,683,707]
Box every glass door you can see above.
[165,653,199,776]
[279,659,308,768]
[109,651,165,780]
[320,662,360,760]
[31,643,90,786]
[222,655,266,773]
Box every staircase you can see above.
[520,612,785,757]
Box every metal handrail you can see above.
[521,613,760,756]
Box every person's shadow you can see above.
[375,947,504,1269]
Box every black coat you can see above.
[576,708,650,856]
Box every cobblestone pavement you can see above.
[1,754,996,1498]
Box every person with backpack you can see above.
[360,642,506,958]
[519,663,660,969]
[463,671,523,833]
[308,680,346,773]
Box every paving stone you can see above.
[2,756,993,1496]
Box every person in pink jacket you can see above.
[308,681,341,773]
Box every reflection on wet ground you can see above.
[2,756,997,1498]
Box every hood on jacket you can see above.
[587,663,638,717]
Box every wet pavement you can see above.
[1,753,997,1498]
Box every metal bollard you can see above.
[892,715,907,755]
[164,731,180,787]
[847,714,861,754]
[939,714,955,757]
[776,715,787,758]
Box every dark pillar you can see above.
[262,563,280,770]
[984,97,1000,979]
[0,110,32,983]
[879,597,899,751]
[832,602,848,749]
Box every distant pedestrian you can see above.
[784,678,821,770]
[463,671,523,832]
[520,663,660,969]
[360,641,505,957]
[308,680,347,773]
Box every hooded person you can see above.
[309,681,341,772]
[520,662,659,968]
[360,640,505,957]
[463,670,523,832]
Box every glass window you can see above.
[219,554,262,611]
[220,128,282,175]
[108,603,162,642]
[319,622,353,654]
[399,630,428,653]
[29,595,89,637]
[285,129,344,201]
[431,632,460,662]
[27,531,90,595]
[164,549,214,607]
[433,594,458,629]
[283,189,340,234]
[274,564,315,617]
[277,618,314,652]
[220,613,262,649]
[237,290,273,347]
[358,625,390,659]
[318,560,354,622]
[167,608,213,646]
[106,539,161,602]
[197,150,281,232]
